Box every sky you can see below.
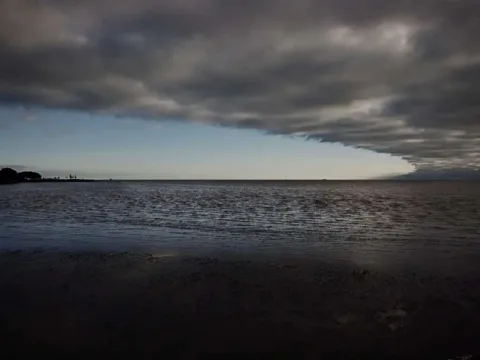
[0,0,479,179]
[0,107,411,179]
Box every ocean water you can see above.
[1,181,480,270]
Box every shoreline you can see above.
[1,250,479,359]
[0,179,95,185]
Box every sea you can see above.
[1,181,480,271]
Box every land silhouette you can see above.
[0,168,93,184]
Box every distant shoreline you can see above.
[0,167,95,185]
[0,179,95,185]
[26,179,95,183]
[4,178,480,185]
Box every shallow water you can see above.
[1,181,480,271]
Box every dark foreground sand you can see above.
[0,251,479,359]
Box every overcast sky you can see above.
[1,0,479,178]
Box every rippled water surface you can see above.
[1,181,480,269]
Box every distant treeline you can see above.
[0,168,41,184]
[0,168,93,184]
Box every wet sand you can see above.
[0,251,479,359]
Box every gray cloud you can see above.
[1,0,480,168]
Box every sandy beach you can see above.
[0,250,478,359]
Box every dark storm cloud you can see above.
[1,0,480,168]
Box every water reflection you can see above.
[1,181,480,270]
